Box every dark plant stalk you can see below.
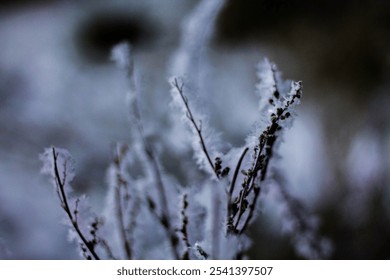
[229,147,249,197]
[130,89,180,260]
[147,148,180,260]
[52,147,100,260]
[238,186,261,235]
[172,78,219,179]
[179,194,191,260]
[227,147,249,234]
[112,146,132,259]
[114,186,132,259]
[232,81,302,234]
[99,239,117,260]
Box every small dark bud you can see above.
[269,122,279,134]
[214,157,222,174]
[242,199,248,211]
[161,215,169,228]
[267,135,276,145]
[172,236,179,247]
[196,245,208,260]
[231,204,239,216]
[221,167,230,177]
[147,197,156,210]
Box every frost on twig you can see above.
[40,55,328,259]
[107,143,134,259]
[111,41,181,260]
[170,78,223,179]
[40,147,101,260]
[224,60,303,237]
[179,193,191,260]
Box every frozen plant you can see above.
[40,0,331,259]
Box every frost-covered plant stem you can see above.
[171,78,218,179]
[128,61,180,261]
[233,80,303,235]
[111,40,181,259]
[227,147,249,233]
[179,194,191,260]
[144,146,180,260]
[51,147,100,260]
[171,69,302,241]
[112,146,132,260]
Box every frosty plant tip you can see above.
[40,0,331,260]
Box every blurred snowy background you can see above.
[0,0,389,259]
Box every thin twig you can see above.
[146,194,180,260]
[146,149,180,260]
[52,147,100,260]
[179,194,191,260]
[130,86,180,259]
[229,147,249,197]
[232,81,302,234]
[227,147,249,234]
[112,146,132,259]
[114,186,132,259]
[172,78,219,178]
[99,239,117,260]
[239,186,261,235]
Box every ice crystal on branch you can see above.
[170,77,223,178]
[40,147,75,191]
[40,147,102,260]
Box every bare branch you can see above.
[179,194,191,260]
[51,147,100,260]
[172,78,219,179]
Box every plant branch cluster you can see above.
[171,72,303,237]
[40,56,325,260]
[40,0,333,259]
